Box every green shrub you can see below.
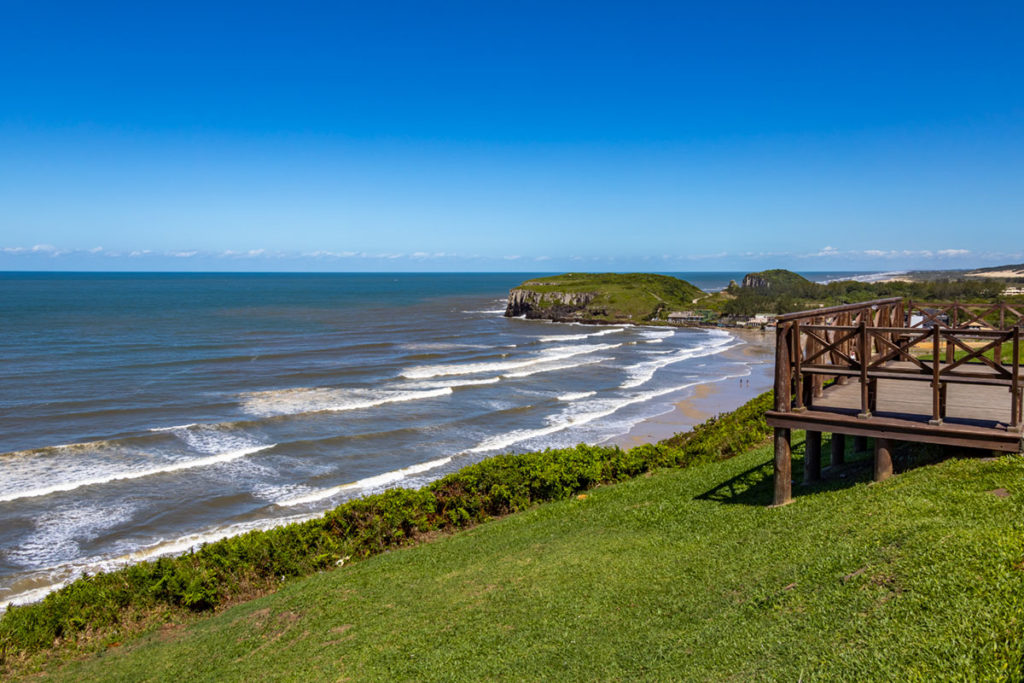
[0,391,774,665]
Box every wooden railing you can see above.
[773,298,1022,430]
[906,300,1024,331]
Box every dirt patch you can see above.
[988,488,1011,498]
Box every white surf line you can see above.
[401,342,620,379]
[149,423,199,432]
[0,445,276,504]
[275,456,454,507]
[502,355,610,379]
[240,386,454,418]
[619,338,740,389]
[537,328,624,343]
[557,391,597,401]
[464,381,712,454]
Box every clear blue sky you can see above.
[1,1,1021,272]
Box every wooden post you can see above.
[853,435,868,452]
[804,431,822,484]
[930,325,942,425]
[772,324,793,506]
[812,316,824,398]
[1012,327,1020,430]
[793,320,804,411]
[774,323,792,412]
[995,306,1004,364]
[830,433,846,466]
[837,312,850,385]
[858,320,871,418]
[773,428,792,506]
[874,438,894,482]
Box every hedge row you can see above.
[0,390,774,663]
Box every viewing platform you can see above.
[766,298,1023,506]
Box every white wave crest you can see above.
[619,335,737,389]
[557,391,596,401]
[275,457,453,507]
[148,423,198,432]
[406,377,501,390]
[503,356,609,379]
[401,343,620,379]
[537,328,623,343]
[0,444,275,504]
[465,382,706,454]
[240,386,453,417]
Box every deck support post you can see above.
[853,435,868,452]
[830,433,846,466]
[804,431,822,483]
[874,438,894,482]
[773,428,792,506]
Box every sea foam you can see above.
[401,343,621,379]
[240,386,453,417]
[275,457,453,507]
[0,444,275,504]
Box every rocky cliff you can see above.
[505,288,601,320]
[741,273,771,290]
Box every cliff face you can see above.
[742,273,771,290]
[505,288,600,320]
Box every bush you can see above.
[0,391,774,664]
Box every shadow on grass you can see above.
[696,436,968,507]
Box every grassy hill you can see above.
[507,273,705,322]
[19,437,1024,680]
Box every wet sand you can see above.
[607,327,775,448]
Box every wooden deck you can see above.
[766,298,1023,506]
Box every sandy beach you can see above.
[607,327,775,448]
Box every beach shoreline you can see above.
[605,327,775,448]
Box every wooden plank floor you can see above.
[811,361,1017,430]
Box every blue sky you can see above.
[1,1,1022,272]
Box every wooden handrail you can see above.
[776,296,1023,427]
[775,297,902,322]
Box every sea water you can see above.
[0,271,858,606]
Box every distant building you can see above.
[667,310,705,324]
[746,313,778,328]
[1002,286,1024,296]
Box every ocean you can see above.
[0,271,863,606]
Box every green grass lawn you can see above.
[29,440,1024,681]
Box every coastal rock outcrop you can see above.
[741,273,771,290]
[505,287,599,320]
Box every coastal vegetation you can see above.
[720,268,1008,316]
[0,392,773,674]
[504,269,1017,324]
[8,410,1024,680]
